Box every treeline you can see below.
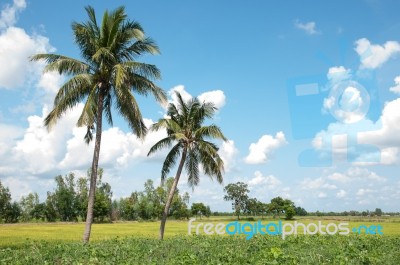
[223,182,307,220]
[0,169,198,223]
[310,208,392,217]
[1,174,395,224]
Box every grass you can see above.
[0,216,399,247]
[0,234,399,264]
[0,216,399,264]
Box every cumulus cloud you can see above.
[336,189,346,198]
[300,177,337,190]
[326,66,352,83]
[248,171,281,189]
[245,132,287,164]
[355,38,400,69]
[389,76,400,94]
[327,167,386,183]
[0,26,54,89]
[294,20,320,35]
[356,188,373,196]
[218,140,238,173]
[198,90,226,109]
[0,0,26,29]
[167,85,226,110]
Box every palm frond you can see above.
[194,125,228,141]
[44,75,92,129]
[160,143,182,183]
[128,38,160,56]
[30,54,89,75]
[147,136,174,156]
[76,84,97,127]
[114,85,147,138]
[186,148,200,188]
[197,140,224,183]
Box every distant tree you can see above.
[45,191,58,222]
[295,206,308,216]
[31,203,46,221]
[0,180,12,223]
[19,192,40,222]
[93,176,112,222]
[53,173,78,221]
[284,205,296,220]
[4,202,21,223]
[269,197,286,218]
[245,198,261,216]
[191,203,209,219]
[76,176,88,221]
[224,182,249,220]
[375,208,383,216]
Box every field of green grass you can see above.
[0,216,399,247]
[0,216,399,264]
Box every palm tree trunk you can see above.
[159,147,187,240]
[83,90,104,243]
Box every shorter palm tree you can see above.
[148,91,227,239]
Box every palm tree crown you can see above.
[31,6,166,140]
[148,92,227,187]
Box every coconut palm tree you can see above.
[31,6,166,243]
[148,91,227,239]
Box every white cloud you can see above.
[0,0,26,29]
[389,76,400,94]
[248,171,281,189]
[327,66,351,83]
[245,131,287,164]
[168,85,226,111]
[355,38,400,69]
[300,177,337,190]
[336,189,346,198]
[218,140,238,173]
[294,20,320,35]
[317,192,327,198]
[198,90,226,109]
[0,124,23,157]
[0,26,54,89]
[355,98,400,164]
[356,188,373,196]
[328,167,386,183]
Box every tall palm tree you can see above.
[148,92,227,240]
[31,6,166,243]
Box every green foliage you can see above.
[113,177,190,221]
[0,180,12,223]
[284,205,296,220]
[0,235,399,264]
[223,182,249,220]
[19,192,40,222]
[191,203,211,219]
[295,206,308,216]
[375,208,383,216]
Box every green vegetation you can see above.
[0,234,399,264]
[0,216,399,247]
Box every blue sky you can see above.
[1,0,400,212]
